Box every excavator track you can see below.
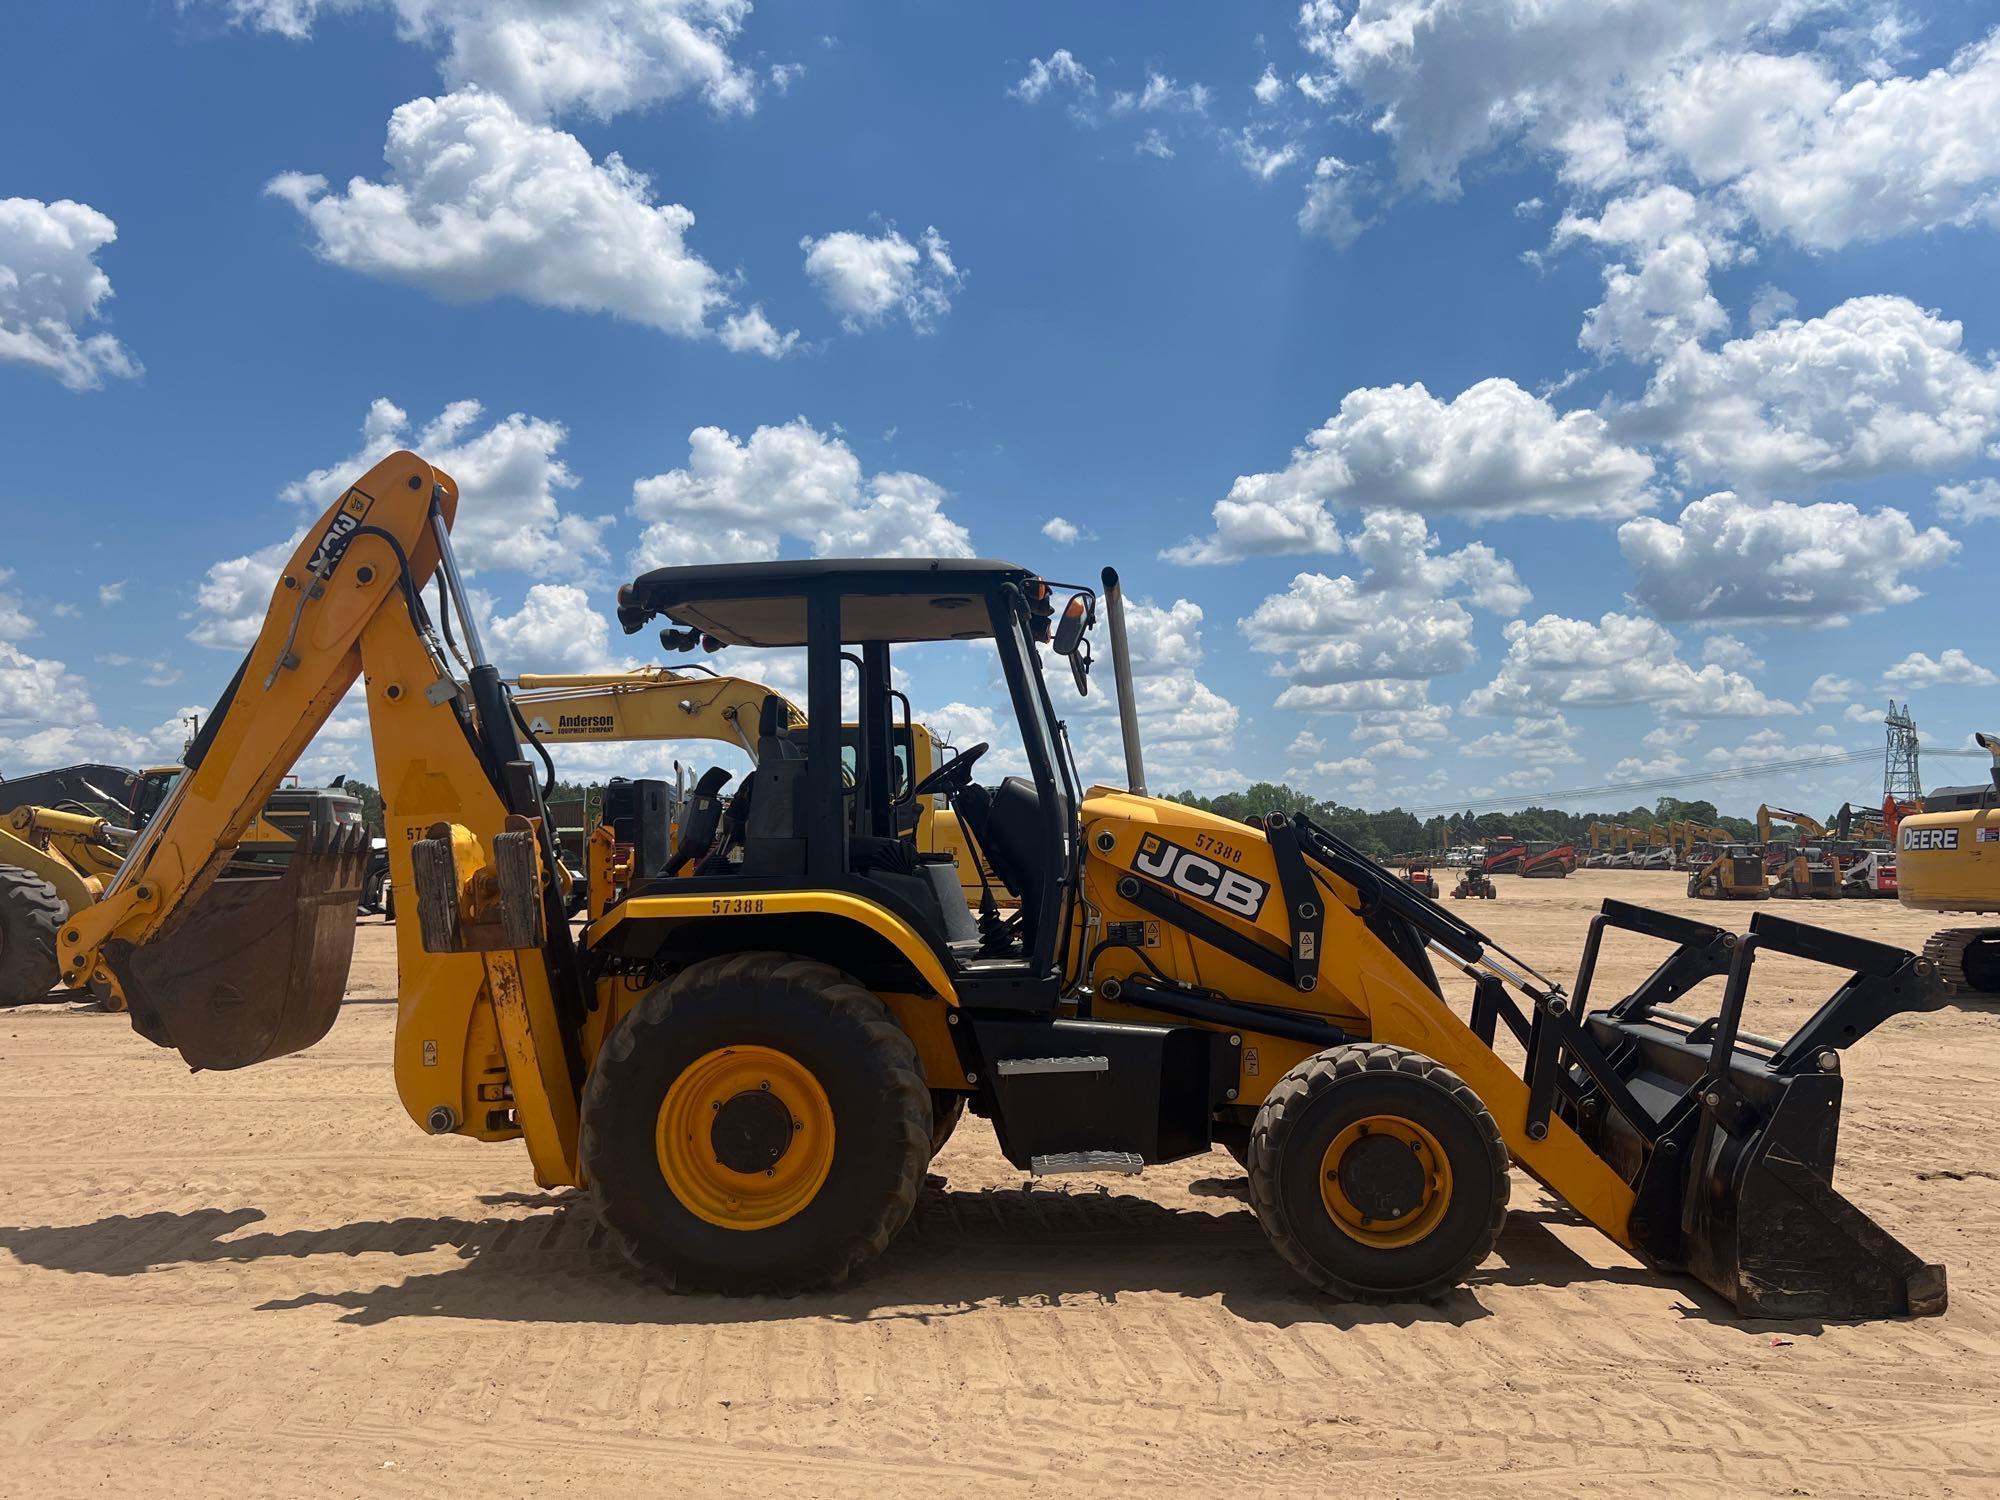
[1922,927,2000,997]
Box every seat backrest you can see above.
[758,694,804,762]
[663,765,734,876]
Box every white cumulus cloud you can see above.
[0,197,141,391]
[630,418,972,569]
[1618,490,1957,626]
[1936,477,2000,523]
[800,224,964,335]
[267,91,786,348]
[1881,649,1997,690]
[1167,379,1656,562]
[1464,611,1796,719]
[1626,295,2000,489]
[219,0,762,119]
[280,396,608,576]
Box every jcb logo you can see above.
[1133,832,1269,920]
[1902,826,1958,851]
[306,490,374,577]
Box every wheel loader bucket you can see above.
[1558,901,1948,1319]
[101,820,369,1072]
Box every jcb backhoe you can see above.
[56,451,1948,1317]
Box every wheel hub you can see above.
[656,1045,835,1230]
[1319,1113,1453,1249]
[1336,1131,1427,1221]
[711,1087,797,1174]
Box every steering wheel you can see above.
[912,742,989,800]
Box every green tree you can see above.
[338,778,384,837]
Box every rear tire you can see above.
[0,867,66,1005]
[581,952,931,1295]
[1249,1043,1507,1302]
[928,1089,967,1157]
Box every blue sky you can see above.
[4,0,2000,817]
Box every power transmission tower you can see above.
[1884,701,1921,802]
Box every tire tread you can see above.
[1247,1042,1507,1302]
[580,951,929,1295]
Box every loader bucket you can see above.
[1560,901,1948,1319]
[101,819,369,1072]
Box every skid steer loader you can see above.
[56,450,1948,1316]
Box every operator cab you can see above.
[612,559,1091,1006]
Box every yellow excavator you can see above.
[506,668,992,901]
[52,450,1948,1317]
[1896,732,2000,995]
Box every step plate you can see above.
[1030,1150,1144,1177]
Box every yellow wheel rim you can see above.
[656,1045,835,1231]
[1318,1114,1453,1249]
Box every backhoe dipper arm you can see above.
[61,454,454,977]
[59,451,586,1185]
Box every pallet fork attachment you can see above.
[1559,901,1947,1318]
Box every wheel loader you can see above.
[55,450,1949,1316]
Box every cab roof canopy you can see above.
[620,558,1036,648]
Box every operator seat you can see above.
[957,776,1052,947]
[663,766,734,877]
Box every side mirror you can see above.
[1052,592,1093,656]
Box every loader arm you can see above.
[59,451,586,1185]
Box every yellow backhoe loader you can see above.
[1897,732,2000,995]
[506,668,992,901]
[0,765,360,1005]
[53,450,1949,1317]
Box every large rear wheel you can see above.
[0,867,66,1006]
[928,1089,967,1158]
[1249,1043,1507,1301]
[581,952,931,1294]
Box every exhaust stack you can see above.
[1100,567,1147,796]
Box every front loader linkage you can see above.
[1517,899,1946,1319]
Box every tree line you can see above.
[1164,784,1756,859]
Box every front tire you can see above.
[581,952,931,1295]
[0,867,66,1005]
[1249,1043,1507,1302]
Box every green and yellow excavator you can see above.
[49,449,1950,1317]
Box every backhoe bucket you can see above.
[102,820,370,1071]
[1559,902,1948,1319]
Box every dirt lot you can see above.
[3,869,1997,1497]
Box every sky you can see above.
[4,0,2000,819]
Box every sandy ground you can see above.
[3,868,1997,1498]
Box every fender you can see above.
[591,890,960,1004]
